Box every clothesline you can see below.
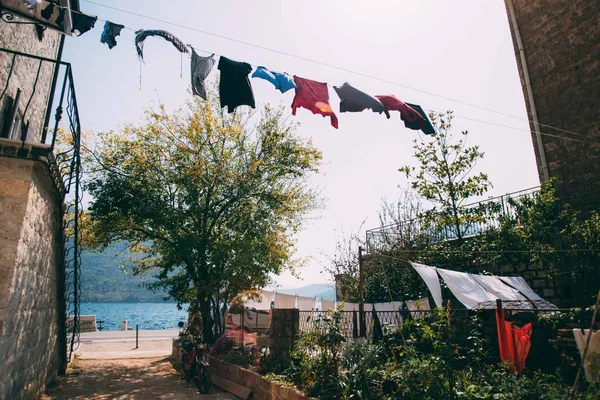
[29,1,596,143]
[410,261,558,310]
[79,0,584,140]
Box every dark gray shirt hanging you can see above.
[217,56,255,113]
[333,82,385,114]
[71,12,97,36]
[135,29,189,61]
[190,49,216,100]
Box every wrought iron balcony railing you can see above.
[365,186,540,252]
[0,46,82,362]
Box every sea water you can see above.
[80,302,188,331]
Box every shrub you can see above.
[287,311,346,399]
[339,339,385,399]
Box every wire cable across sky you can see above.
[74,0,598,145]
[80,0,586,140]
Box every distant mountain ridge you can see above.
[277,283,336,301]
[80,242,337,303]
[80,243,169,303]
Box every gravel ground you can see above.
[43,338,237,399]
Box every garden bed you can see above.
[208,356,313,400]
[171,339,313,400]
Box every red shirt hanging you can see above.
[375,95,436,135]
[375,95,424,123]
[291,76,338,129]
[496,308,533,373]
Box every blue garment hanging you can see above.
[101,21,125,49]
[252,66,297,93]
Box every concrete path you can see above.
[44,331,238,399]
[77,329,180,359]
[80,328,180,342]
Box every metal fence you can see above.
[365,186,540,252]
[0,45,83,362]
[299,310,433,341]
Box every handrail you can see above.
[365,186,541,251]
[0,46,83,363]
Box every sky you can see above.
[61,0,540,289]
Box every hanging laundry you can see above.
[436,268,497,309]
[217,56,255,113]
[251,66,296,94]
[190,49,216,100]
[23,0,40,11]
[71,12,97,36]
[371,307,384,342]
[405,103,435,134]
[291,76,338,129]
[100,21,125,49]
[134,29,189,61]
[375,95,435,134]
[375,94,423,121]
[40,2,54,20]
[410,262,443,308]
[55,7,65,29]
[333,82,385,114]
[472,274,528,301]
[496,307,532,373]
[405,297,431,319]
[573,329,600,382]
[321,299,335,311]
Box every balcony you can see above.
[0,46,81,200]
[365,186,540,252]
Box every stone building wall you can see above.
[503,0,600,212]
[0,12,66,400]
[0,157,66,399]
[0,14,61,143]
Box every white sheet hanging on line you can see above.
[498,276,542,301]
[321,299,336,311]
[410,262,443,308]
[296,295,317,310]
[405,297,431,311]
[436,268,497,309]
[573,329,600,383]
[499,276,558,309]
[241,290,273,310]
[406,297,431,319]
[471,274,528,301]
[372,301,404,312]
[274,292,298,309]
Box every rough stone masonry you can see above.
[0,13,67,400]
[504,0,600,213]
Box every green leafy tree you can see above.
[475,181,600,304]
[325,192,429,303]
[399,111,493,242]
[84,97,322,342]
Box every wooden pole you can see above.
[569,289,600,399]
[358,246,366,338]
[135,324,139,349]
[241,310,245,348]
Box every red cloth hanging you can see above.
[374,94,425,123]
[496,308,533,373]
[291,76,338,129]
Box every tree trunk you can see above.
[198,295,214,344]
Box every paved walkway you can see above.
[80,329,180,343]
[44,330,238,399]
